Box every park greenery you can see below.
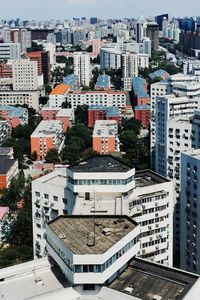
[0,173,33,268]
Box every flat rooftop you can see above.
[31,120,63,137]
[48,215,137,255]
[69,155,132,173]
[34,169,67,188]
[135,170,169,187]
[93,120,118,137]
[109,258,199,300]
[56,108,73,117]
[183,148,200,160]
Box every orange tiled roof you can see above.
[50,84,70,96]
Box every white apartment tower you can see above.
[73,52,90,87]
[122,51,138,91]
[12,59,38,91]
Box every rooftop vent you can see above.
[102,228,112,236]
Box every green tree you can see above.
[45,148,60,164]
[61,137,85,165]
[31,150,38,161]
[61,101,72,108]
[45,84,52,95]
[75,105,88,125]
[66,124,91,148]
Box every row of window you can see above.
[68,176,134,186]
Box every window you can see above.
[35,192,40,197]
[53,196,58,201]
[63,198,68,204]
[63,209,68,215]
[44,194,49,199]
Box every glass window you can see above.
[75,265,82,273]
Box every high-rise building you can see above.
[12,59,38,91]
[32,155,173,267]
[135,16,147,43]
[146,22,159,51]
[155,14,169,31]
[180,149,200,274]
[73,52,90,87]
[0,43,21,60]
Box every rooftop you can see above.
[95,74,111,89]
[135,170,169,187]
[31,120,63,137]
[134,105,150,110]
[132,77,149,99]
[0,147,13,156]
[149,69,169,80]
[109,258,199,300]
[48,215,137,255]
[0,105,28,117]
[183,149,200,160]
[93,120,118,137]
[69,155,132,173]
[56,108,73,117]
[50,84,70,96]
[0,156,17,174]
[63,74,78,86]
[33,169,67,188]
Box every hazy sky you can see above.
[1,0,200,20]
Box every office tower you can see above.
[135,16,147,43]
[146,22,159,50]
[73,52,90,87]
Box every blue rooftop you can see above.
[63,74,78,86]
[134,105,150,110]
[149,69,169,80]
[106,106,120,117]
[0,105,28,117]
[95,74,111,89]
[88,105,120,117]
[132,77,149,98]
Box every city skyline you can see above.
[1,0,200,20]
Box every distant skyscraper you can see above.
[90,17,98,25]
[155,14,169,31]
[135,16,147,43]
[147,22,159,50]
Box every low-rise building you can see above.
[0,90,40,111]
[0,156,18,189]
[67,90,127,109]
[93,120,120,154]
[31,120,64,161]
[95,74,111,91]
[134,105,150,129]
[132,77,150,106]
[88,105,120,128]
[49,84,70,108]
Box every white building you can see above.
[49,84,70,108]
[12,59,39,91]
[180,149,200,274]
[0,43,21,60]
[67,91,127,108]
[0,90,40,111]
[0,207,9,243]
[100,46,122,70]
[122,51,138,91]
[47,215,140,286]
[32,155,173,267]
[73,52,90,87]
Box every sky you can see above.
[1,0,200,20]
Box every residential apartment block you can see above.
[73,52,90,87]
[31,120,64,161]
[67,91,127,109]
[92,120,120,154]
